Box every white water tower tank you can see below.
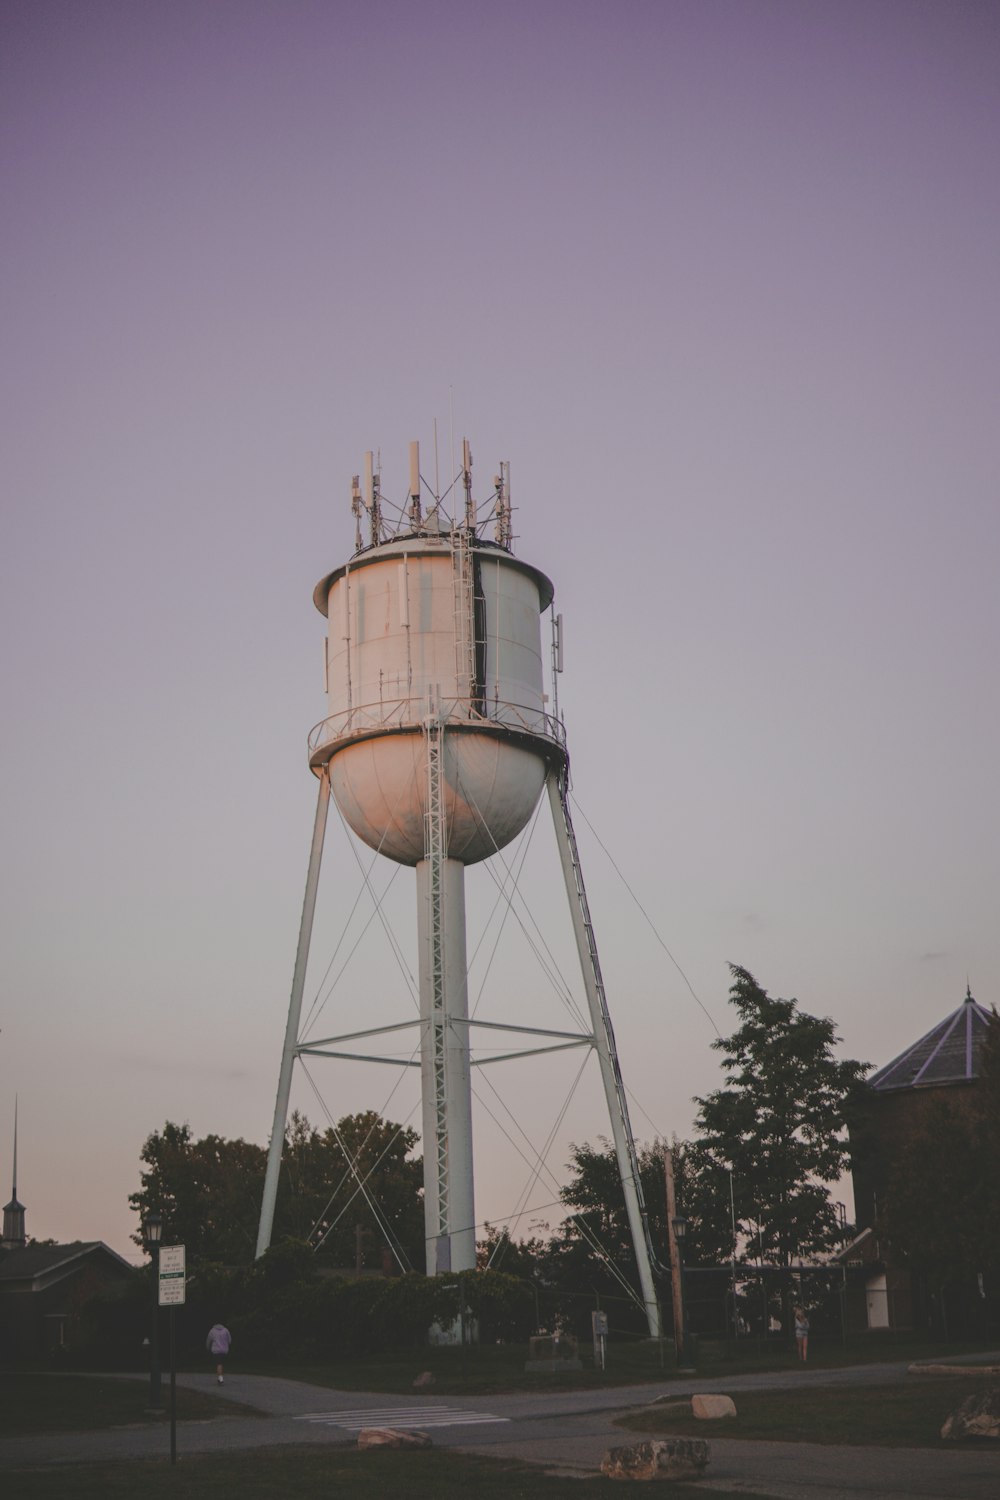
[310,535,558,863]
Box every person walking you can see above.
[206,1321,232,1384]
[794,1306,809,1363]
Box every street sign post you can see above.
[158,1244,186,1306]
[157,1244,185,1463]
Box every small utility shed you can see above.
[0,1241,135,1362]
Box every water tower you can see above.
[256,441,660,1334]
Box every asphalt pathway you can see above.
[2,1358,998,1498]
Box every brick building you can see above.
[844,985,992,1332]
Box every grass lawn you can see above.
[616,1376,997,1449]
[0,1374,262,1436]
[4,1444,786,1499]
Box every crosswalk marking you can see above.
[294,1403,509,1432]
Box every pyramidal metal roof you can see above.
[869,986,993,1092]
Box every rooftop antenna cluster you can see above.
[348,438,515,553]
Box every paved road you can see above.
[2,1358,998,1498]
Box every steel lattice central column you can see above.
[417,707,475,1274]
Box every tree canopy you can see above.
[128,1121,265,1263]
[130,1109,423,1270]
[694,964,869,1268]
[556,1135,734,1277]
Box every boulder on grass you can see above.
[941,1388,1000,1441]
[601,1438,709,1481]
[692,1393,736,1420]
[357,1427,432,1450]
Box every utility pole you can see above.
[663,1146,685,1361]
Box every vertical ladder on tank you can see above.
[451,526,476,711]
[424,701,451,1270]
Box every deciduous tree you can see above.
[694,965,868,1273]
[130,1110,423,1269]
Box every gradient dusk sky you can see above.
[2,0,998,1261]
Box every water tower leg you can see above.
[546,768,662,1338]
[255,767,332,1259]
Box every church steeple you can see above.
[2,1099,26,1251]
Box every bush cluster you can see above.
[71,1241,535,1366]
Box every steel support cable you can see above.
[568,791,720,1039]
[338,809,417,999]
[303,1044,423,1248]
[461,796,544,1018]
[300,854,407,1041]
[475,789,583,1021]
[476,1051,591,1263]
[450,763,586,1030]
[474,1048,589,1207]
[474,1053,652,1306]
[570,1214,646,1308]
[300,759,422,1038]
[298,837,380,1040]
[624,1084,671,1147]
[464,1080,571,1227]
[476,848,584,1029]
[333,758,424,993]
[300,1062,417,1272]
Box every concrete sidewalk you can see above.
[2,1366,998,1497]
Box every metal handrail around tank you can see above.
[307,695,567,759]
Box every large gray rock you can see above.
[357,1427,432,1450]
[692,1393,736,1420]
[602,1438,709,1481]
[941,1387,1000,1441]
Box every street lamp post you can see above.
[143,1210,163,1412]
[671,1214,694,1370]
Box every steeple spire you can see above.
[2,1098,26,1251]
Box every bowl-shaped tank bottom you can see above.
[328,730,548,866]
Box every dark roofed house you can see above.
[0,1239,135,1362]
[0,1134,136,1363]
[846,985,994,1334]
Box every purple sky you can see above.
[2,0,998,1261]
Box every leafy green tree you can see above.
[537,1134,735,1334]
[694,965,869,1276]
[277,1109,424,1272]
[130,1110,423,1269]
[128,1122,265,1262]
[478,1223,550,1278]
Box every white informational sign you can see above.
[158,1244,186,1306]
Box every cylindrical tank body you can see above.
[311,534,562,863]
